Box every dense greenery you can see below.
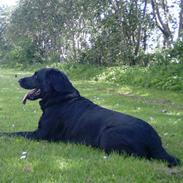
[0,0,183,66]
[0,68,183,182]
[1,62,182,91]
[58,63,183,91]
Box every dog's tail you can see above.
[149,145,181,167]
[147,129,181,167]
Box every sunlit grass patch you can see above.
[0,68,183,182]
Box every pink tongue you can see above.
[22,93,29,104]
[22,89,37,104]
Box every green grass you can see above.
[3,62,183,91]
[0,67,183,182]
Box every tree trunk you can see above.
[151,0,172,47]
[178,0,183,40]
[135,0,147,56]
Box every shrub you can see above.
[169,41,183,64]
[5,38,43,66]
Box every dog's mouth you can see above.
[22,88,41,104]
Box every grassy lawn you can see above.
[0,68,183,182]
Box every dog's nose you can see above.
[18,78,23,83]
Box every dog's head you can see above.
[19,68,76,104]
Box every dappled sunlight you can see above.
[128,107,143,114]
[166,111,182,116]
[57,159,71,170]
[56,157,86,172]
[0,68,183,182]
[96,67,126,81]
[134,90,150,97]
[148,119,158,124]
[0,69,31,75]
[117,85,150,97]
[117,86,134,95]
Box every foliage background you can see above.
[0,0,183,91]
[0,0,182,65]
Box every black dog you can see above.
[1,68,180,167]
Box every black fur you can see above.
[1,68,180,167]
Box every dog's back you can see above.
[39,95,180,167]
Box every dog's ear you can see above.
[47,69,75,94]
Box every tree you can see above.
[150,0,173,47]
[0,5,11,60]
[1,0,180,66]
[178,0,183,40]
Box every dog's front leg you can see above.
[0,129,47,140]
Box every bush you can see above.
[4,38,43,66]
[169,41,183,64]
[48,63,183,91]
[94,64,183,91]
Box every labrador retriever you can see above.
[1,68,180,167]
